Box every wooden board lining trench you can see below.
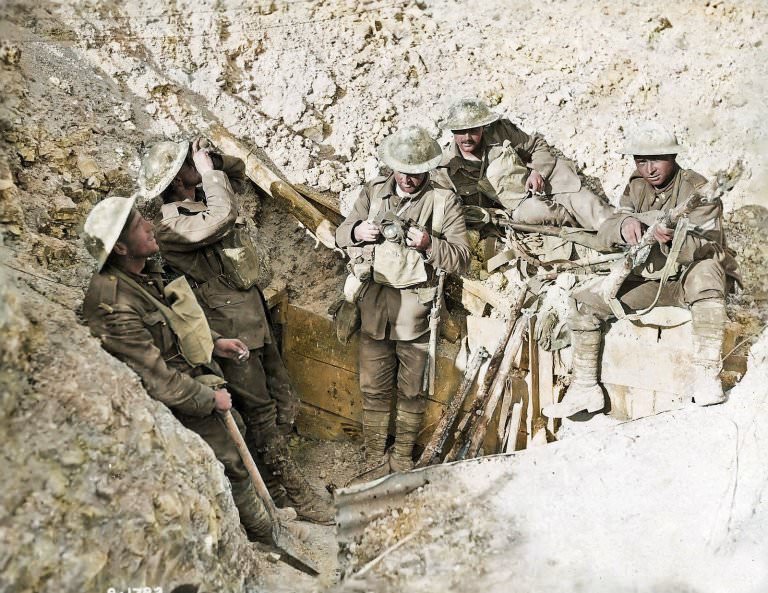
[282,304,505,451]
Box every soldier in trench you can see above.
[336,126,471,478]
[81,196,278,543]
[137,139,333,524]
[542,124,741,418]
[436,97,615,232]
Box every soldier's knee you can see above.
[684,259,725,304]
[567,300,603,332]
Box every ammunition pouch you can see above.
[216,217,261,290]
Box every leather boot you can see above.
[254,452,289,508]
[344,392,393,485]
[261,437,335,525]
[240,413,290,508]
[542,329,605,418]
[230,478,273,545]
[389,397,425,473]
[690,299,727,406]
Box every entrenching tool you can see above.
[221,410,321,576]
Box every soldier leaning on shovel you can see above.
[137,139,333,524]
[437,98,614,231]
[335,126,471,480]
[543,124,741,419]
[81,196,293,543]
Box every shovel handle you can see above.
[219,410,279,522]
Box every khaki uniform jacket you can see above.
[336,174,470,340]
[83,263,218,417]
[597,167,740,283]
[155,156,271,350]
[437,118,582,207]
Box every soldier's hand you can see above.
[653,225,674,245]
[191,137,214,174]
[525,170,545,193]
[620,217,644,245]
[406,226,432,252]
[213,338,250,362]
[353,220,380,243]
[214,388,232,412]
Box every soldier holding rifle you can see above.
[543,124,741,418]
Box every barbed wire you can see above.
[5,0,409,44]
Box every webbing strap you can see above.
[430,189,447,236]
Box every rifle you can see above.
[600,164,743,310]
[422,269,447,396]
[416,345,489,468]
[463,205,614,253]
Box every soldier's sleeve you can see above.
[87,304,217,417]
[155,170,239,251]
[674,192,724,265]
[425,192,470,274]
[218,154,247,194]
[503,120,556,179]
[335,185,372,248]
[597,180,650,246]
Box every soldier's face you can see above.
[452,127,484,155]
[633,155,677,188]
[118,210,159,258]
[394,171,427,194]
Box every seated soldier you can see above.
[543,124,741,418]
[437,98,614,231]
[81,196,285,543]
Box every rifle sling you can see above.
[608,216,690,320]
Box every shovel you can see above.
[220,410,321,576]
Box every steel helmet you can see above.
[82,195,136,271]
[440,98,500,131]
[137,140,188,200]
[620,123,684,155]
[377,126,443,174]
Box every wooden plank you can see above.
[460,277,507,312]
[263,285,287,309]
[496,381,516,446]
[527,321,540,447]
[601,317,744,395]
[285,351,363,421]
[505,401,524,452]
[467,317,507,356]
[538,347,555,433]
[284,304,358,373]
[296,402,362,441]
